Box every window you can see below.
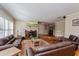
[0,17,5,38]
[8,20,13,35]
[0,17,13,38]
[4,19,9,36]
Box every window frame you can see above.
[0,16,14,38]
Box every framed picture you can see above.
[72,19,79,26]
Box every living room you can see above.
[0,3,79,56]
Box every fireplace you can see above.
[25,30,37,39]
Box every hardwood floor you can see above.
[75,49,79,56]
[40,35,58,44]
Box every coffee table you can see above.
[21,39,50,55]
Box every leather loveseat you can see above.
[58,35,79,50]
[26,41,76,56]
[0,35,22,51]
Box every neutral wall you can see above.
[15,20,38,36]
[38,23,49,35]
[65,12,79,37]
[55,19,65,36]
[15,20,29,36]
[0,6,14,34]
[0,6,14,22]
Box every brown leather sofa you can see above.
[58,35,79,50]
[58,35,78,42]
[0,35,22,51]
[26,41,76,56]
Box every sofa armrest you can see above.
[57,36,68,41]
[72,42,79,45]
[12,38,22,48]
[0,44,14,51]
[26,47,34,56]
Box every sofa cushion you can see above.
[7,35,14,40]
[6,38,16,44]
[69,35,78,41]
[35,41,72,53]
[3,37,11,43]
[0,44,14,51]
[13,39,21,45]
[12,39,22,47]
[0,38,9,46]
[0,39,5,46]
[75,37,79,43]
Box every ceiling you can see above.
[1,3,79,22]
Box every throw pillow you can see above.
[6,38,16,44]
[0,38,8,46]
